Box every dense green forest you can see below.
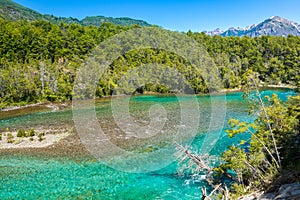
[0,19,299,108]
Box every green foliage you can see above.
[27,129,35,137]
[38,132,45,142]
[17,129,26,137]
[0,18,299,108]
[0,0,44,21]
[6,133,14,143]
[17,129,35,137]
[189,33,300,88]
[0,0,151,27]
[80,16,151,27]
[0,133,2,140]
[281,95,300,167]
[0,20,129,106]
[214,94,300,197]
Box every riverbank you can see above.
[0,102,71,121]
[238,182,300,200]
[220,84,298,93]
[1,84,297,113]
[1,101,70,112]
[0,131,92,161]
[1,102,46,112]
[264,85,298,89]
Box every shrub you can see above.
[0,133,2,140]
[38,132,45,137]
[38,133,45,142]
[27,129,35,137]
[17,129,26,137]
[7,133,14,143]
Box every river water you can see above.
[0,89,296,199]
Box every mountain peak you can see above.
[203,28,224,36]
[269,16,281,20]
[267,16,290,23]
[207,16,300,37]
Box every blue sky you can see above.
[14,0,300,32]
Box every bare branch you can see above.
[175,143,213,173]
[243,160,265,182]
[207,184,222,198]
[201,187,208,200]
[245,126,279,169]
[236,191,264,200]
[224,185,229,200]
[251,78,281,168]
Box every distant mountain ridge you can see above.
[1,0,300,37]
[205,16,300,37]
[0,0,152,27]
[0,0,42,21]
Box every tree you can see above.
[213,94,300,198]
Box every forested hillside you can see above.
[0,0,151,27]
[0,19,299,109]
[188,31,300,87]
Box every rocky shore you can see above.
[0,129,70,149]
[239,182,300,200]
[258,182,300,199]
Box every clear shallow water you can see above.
[1,156,200,199]
[0,89,296,199]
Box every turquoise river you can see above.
[0,89,297,199]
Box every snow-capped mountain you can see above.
[204,28,224,36]
[206,16,300,37]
